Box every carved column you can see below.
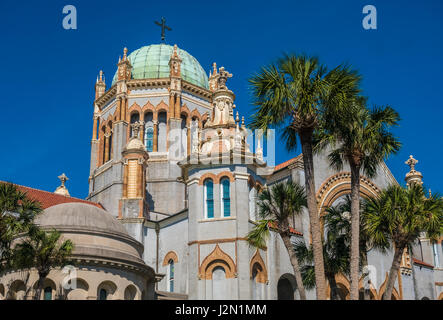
[175,94,181,119]
[169,94,175,118]
[153,120,158,152]
[116,97,122,121]
[104,134,110,162]
[140,121,145,145]
[187,124,191,156]
[92,116,98,140]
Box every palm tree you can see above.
[12,226,74,300]
[0,182,42,272]
[323,196,390,299]
[316,101,401,299]
[364,184,443,300]
[247,181,307,300]
[249,54,361,299]
[294,234,349,300]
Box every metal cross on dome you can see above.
[154,17,172,42]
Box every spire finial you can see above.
[405,155,418,172]
[123,47,128,60]
[54,173,70,197]
[59,173,68,187]
[213,62,217,75]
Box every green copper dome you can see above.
[112,44,209,89]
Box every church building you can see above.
[1,42,441,300]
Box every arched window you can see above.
[221,178,230,217]
[145,127,154,152]
[99,289,107,300]
[204,179,214,219]
[167,259,175,292]
[43,286,52,300]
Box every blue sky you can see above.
[0,0,442,199]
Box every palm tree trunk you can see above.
[349,162,361,300]
[299,129,327,300]
[35,276,45,300]
[383,245,404,300]
[327,274,339,300]
[280,232,307,300]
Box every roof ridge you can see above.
[0,180,102,209]
[0,180,82,201]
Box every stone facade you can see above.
[82,43,443,300]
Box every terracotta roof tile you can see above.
[273,154,302,172]
[0,181,103,210]
[267,221,303,236]
[412,258,434,269]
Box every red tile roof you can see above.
[268,221,303,236]
[412,258,434,269]
[0,181,103,210]
[273,154,302,172]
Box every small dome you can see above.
[36,203,146,267]
[36,202,128,236]
[112,44,209,89]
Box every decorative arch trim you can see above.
[190,109,202,120]
[198,172,235,185]
[198,173,218,185]
[316,172,380,215]
[141,101,156,115]
[326,273,350,300]
[217,172,235,183]
[156,100,169,114]
[127,103,142,118]
[163,251,179,266]
[378,272,401,300]
[250,249,268,284]
[199,244,236,279]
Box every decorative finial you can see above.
[59,173,68,187]
[405,155,418,172]
[217,67,232,89]
[236,111,239,123]
[123,47,128,59]
[54,173,70,197]
[241,116,245,128]
[213,62,217,75]
[99,70,103,81]
[405,154,423,187]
